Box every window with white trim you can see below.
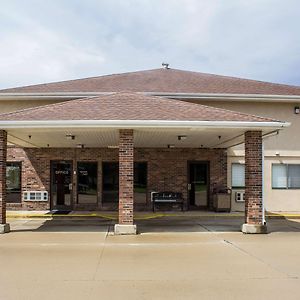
[272,164,300,189]
[231,163,245,188]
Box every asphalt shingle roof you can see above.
[0,92,280,122]
[1,68,300,95]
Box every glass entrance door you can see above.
[77,162,98,204]
[188,162,209,208]
[51,161,73,209]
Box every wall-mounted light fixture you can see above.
[66,134,75,140]
[178,135,187,141]
[76,144,84,149]
[295,106,300,114]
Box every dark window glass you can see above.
[77,162,98,204]
[102,162,119,203]
[6,162,22,203]
[102,162,148,204]
[134,162,147,204]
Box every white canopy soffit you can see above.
[4,121,289,149]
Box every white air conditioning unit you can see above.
[23,191,48,202]
[235,191,245,202]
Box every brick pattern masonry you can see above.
[245,131,263,225]
[0,130,7,224]
[118,129,134,225]
[6,146,227,211]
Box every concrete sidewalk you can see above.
[1,217,300,299]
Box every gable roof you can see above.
[1,68,300,96]
[0,92,283,124]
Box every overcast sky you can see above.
[1,0,300,89]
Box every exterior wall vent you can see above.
[23,191,48,202]
[235,191,245,202]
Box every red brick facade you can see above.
[119,129,134,224]
[245,131,263,225]
[0,130,7,223]
[6,145,227,211]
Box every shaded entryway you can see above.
[0,92,290,234]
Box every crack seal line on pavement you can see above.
[223,239,298,280]
[91,219,111,281]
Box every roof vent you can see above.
[162,62,170,69]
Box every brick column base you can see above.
[0,130,10,234]
[114,129,136,235]
[242,131,266,234]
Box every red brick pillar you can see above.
[0,130,10,233]
[242,131,266,234]
[114,129,136,234]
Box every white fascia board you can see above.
[0,92,300,102]
[0,120,290,129]
[146,93,300,102]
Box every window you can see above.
[272,164,300,189]
[272,164,287,188]
[134,162,147,204]
[231,163,245,188]
[6,162,22,203]
[77,162,98,204]
[102,162,148,203]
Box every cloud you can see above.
[0,0,300,89]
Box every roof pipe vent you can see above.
[162,62,170,69]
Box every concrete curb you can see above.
[6,211,300,220]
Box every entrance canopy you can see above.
[0,92,289,148]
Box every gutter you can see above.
[0,120,290,129]
[0,92,300,102]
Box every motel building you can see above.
[1,67,300,235]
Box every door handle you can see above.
[188,184,192,191]
[69,183,73,191]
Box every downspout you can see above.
[262,141,266,225]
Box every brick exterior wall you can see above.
[245,131,263,225]
[0,130,7,224]
[6,145,227,211]
[118,129,134,224]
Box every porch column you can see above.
[0,130,10,233]
[114,129,136,235]
[242,131,267,234]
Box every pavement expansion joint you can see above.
[222,239,295,279]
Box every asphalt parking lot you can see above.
[1,216,300,300]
